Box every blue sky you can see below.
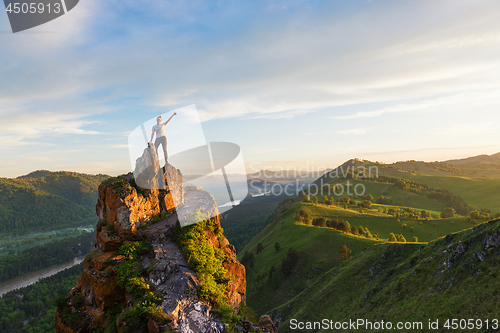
[1,0,500,178]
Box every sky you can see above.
[1,0,500,178]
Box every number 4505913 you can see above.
[443,319,498,330]
[5,2,62,14]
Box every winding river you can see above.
[0,256,85,297]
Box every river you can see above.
[0,256,85,297]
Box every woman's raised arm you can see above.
[162,112,177,126]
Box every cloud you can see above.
[306,130,330,136]
[2,0,500,175]
[24,156,66,162]
[247,148,284,153]
[333,86,500,120]
[336,128,367,135]
[0,111,102,147]
[2,0,500,124]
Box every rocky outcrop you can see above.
[56,163,275,333]
[95,164,184,240]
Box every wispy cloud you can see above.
[1,0,500,176]
[336,128,367,135]
[247,148,284,153]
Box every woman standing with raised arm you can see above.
[149,112,177,165]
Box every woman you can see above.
[149,112,177,164]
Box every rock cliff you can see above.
[55,164,276,333]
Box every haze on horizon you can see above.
[1,0,500,178]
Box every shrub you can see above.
[396,234,406,243]
[441,207,456,218]
[281,247,299,277]
[339,244,352,260]
[174,215,230,308]
[241,251,255,269]
[96,219,107,232]
[106,223,117,237]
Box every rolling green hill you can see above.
[221,192,294,252]
[240,156,500,325]
[270,218,500,332]
[0,171,109,235]
[239,198,382,315]
[316,159,500,213]
[239,197,488,317]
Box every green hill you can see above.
[239,197,488,317]
[315,159,500,213]
[240,156,500,324]
[270,218,500,332]
[239,198,382,315]
[0,171,109,234]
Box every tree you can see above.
[339,244,352,260]
[412,236,418,242]
[256,243,264,254]
[323,195,328,203]
[351,225,358,235]
[469,210,481,219]
[241,251,255,268]
[303,195,310,203]
[295,210,302,223]
[338,220,351,233]
[396,234,406,243]
[376,196,392,205]
[440,207,456,218]
[274,242,280,252]
[304,212,312,225]
[313,196,318,205]
[388,233,397,242]
[281,248,299,276]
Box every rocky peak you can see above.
[55,163,276,333]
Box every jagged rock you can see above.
[81,259,125,311]
[134,144,161,190]
[96,228,122,252]
[474,251,487,261]
[484,231,500,250]
[95,165,184,240]
[258,315,278,333]
[55,312,77,333]
[457,241,467,254]
[57,166,276,333]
